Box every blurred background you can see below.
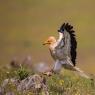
[0,0,95,74]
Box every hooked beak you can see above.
[43,41,50,45]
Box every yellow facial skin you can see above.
[43,36,56,45]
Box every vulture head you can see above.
[43,36,56,45]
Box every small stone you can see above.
[6,92,15,95]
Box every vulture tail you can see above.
[64,57,90,79]
[74,66,90,79]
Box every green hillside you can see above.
[0,0,95,73]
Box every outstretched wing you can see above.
[57,23,77,66]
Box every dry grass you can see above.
[0,0,95,73]
[0,66,95,95]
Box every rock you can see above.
[6,92,15,95]
[17,74,49,95]
[10,57,20,68]
[0,87,4,95]
[34,62,51,73]
[0,74,49,95]
[2,79,9,88]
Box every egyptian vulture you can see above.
[43,23,90,78]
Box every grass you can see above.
[0,0,95,74]
[0,66,95,95]
[0,0,95,94]
[47,71,95,95]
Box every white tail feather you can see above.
[66,57,90,79]
[74,66,90,79]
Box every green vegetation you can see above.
[0,0,95,74]
[0,67,95,95]
[0,0,95,94]
[47,73,95,95]
[16,65,29,80]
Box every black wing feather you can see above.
[58,23,77,66]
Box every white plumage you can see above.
[43,23,90,79]
[46,32,74,72]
